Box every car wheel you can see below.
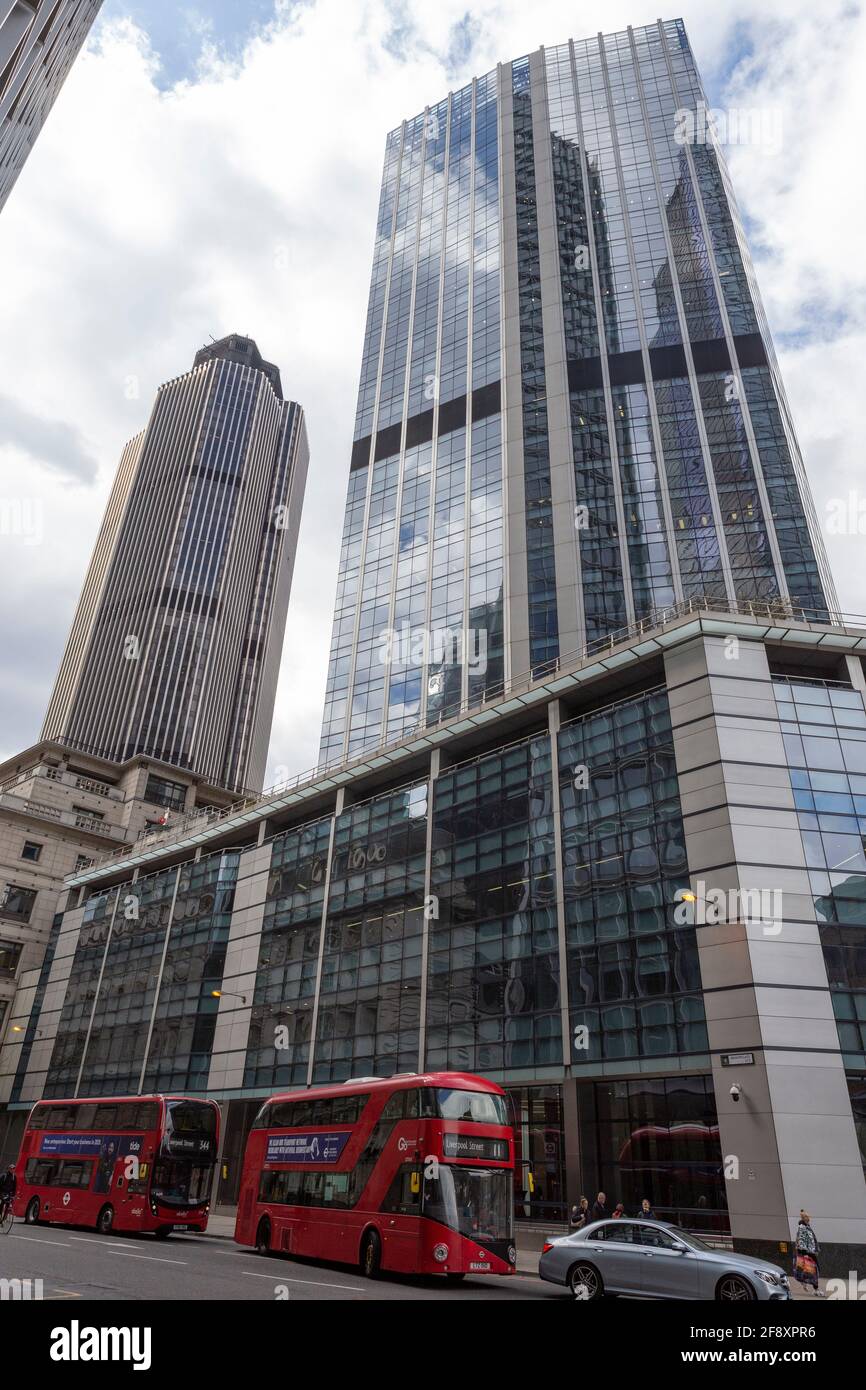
[255,1218,271,1255]
[96,1205,114,1235]
[717,1274,756,1301]
[25,1198,40,1225]
[569,1262,604,1300]
[360,1229,381,1279]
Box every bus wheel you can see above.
[25,1198,40,1225]
[445,1273,466,1283]
[255,1219,271,1255]
[154,1227,173,1239]
[360,1229,381,1279]
[96,1205,114,1235]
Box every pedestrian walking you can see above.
[793,1210,823,1295]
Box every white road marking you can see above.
[105,1251,187,1265]
[70,1235,139,1250]
[241,1270,365,1292]
[9,1233,72,1248]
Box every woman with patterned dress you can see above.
[793,1210,823,1295]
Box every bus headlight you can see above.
[433,1243,449,1263]
[508,1245,517,1265]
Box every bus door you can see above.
[379,1163,423,1273]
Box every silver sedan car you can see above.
[539,1219,790,1301]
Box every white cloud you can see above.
[0,0,864,782]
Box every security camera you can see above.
[730,1084,742,1102]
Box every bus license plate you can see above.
[469,1261,491,1271]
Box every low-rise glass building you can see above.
[5,605,866,1271]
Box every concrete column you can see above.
[418,749,442,1068]
[529,49,583,659]
[665,633,866,1270]
[499,62,531,681]
[206,841,271,1094]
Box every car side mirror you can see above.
[672,1242,688,1253]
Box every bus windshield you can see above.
[150,1158,212,1207]
[424,1167,513,1242]
[435,1088,508,1126]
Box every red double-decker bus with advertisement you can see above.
[234,1071,515,1280]
[13,1094,220,1237]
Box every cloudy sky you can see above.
[1,0,864,786]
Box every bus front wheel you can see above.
[154,1226,173,1239]
[360,1229,381,1279]
[96,1205,114,1235]
[25,1198,40,1225]
[255,1219,271,1255]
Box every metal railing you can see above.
[71,596,866,878]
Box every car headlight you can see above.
[755,1270,782,1287]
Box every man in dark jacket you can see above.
[0,1164,16,1215]
[591,1191,608,1222]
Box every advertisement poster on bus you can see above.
[265,1131,351,1164]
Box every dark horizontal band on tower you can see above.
[349,332,769,472]
[350,381,502,470]
[568,332,769,392]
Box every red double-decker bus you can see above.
[234,1071,515,1280]
[13,1094,220,1237]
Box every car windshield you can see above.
[423,1166,513,1242]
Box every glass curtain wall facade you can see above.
[320,18,835,765]
[43,848,239,1098]
[778,679,866,1068]
[22,683,730,1227]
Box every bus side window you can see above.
[26,1157,58,1186]
[381,1092,406,1120]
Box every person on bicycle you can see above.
[0,1164,16,1217]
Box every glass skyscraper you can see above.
[319,19,836,765]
